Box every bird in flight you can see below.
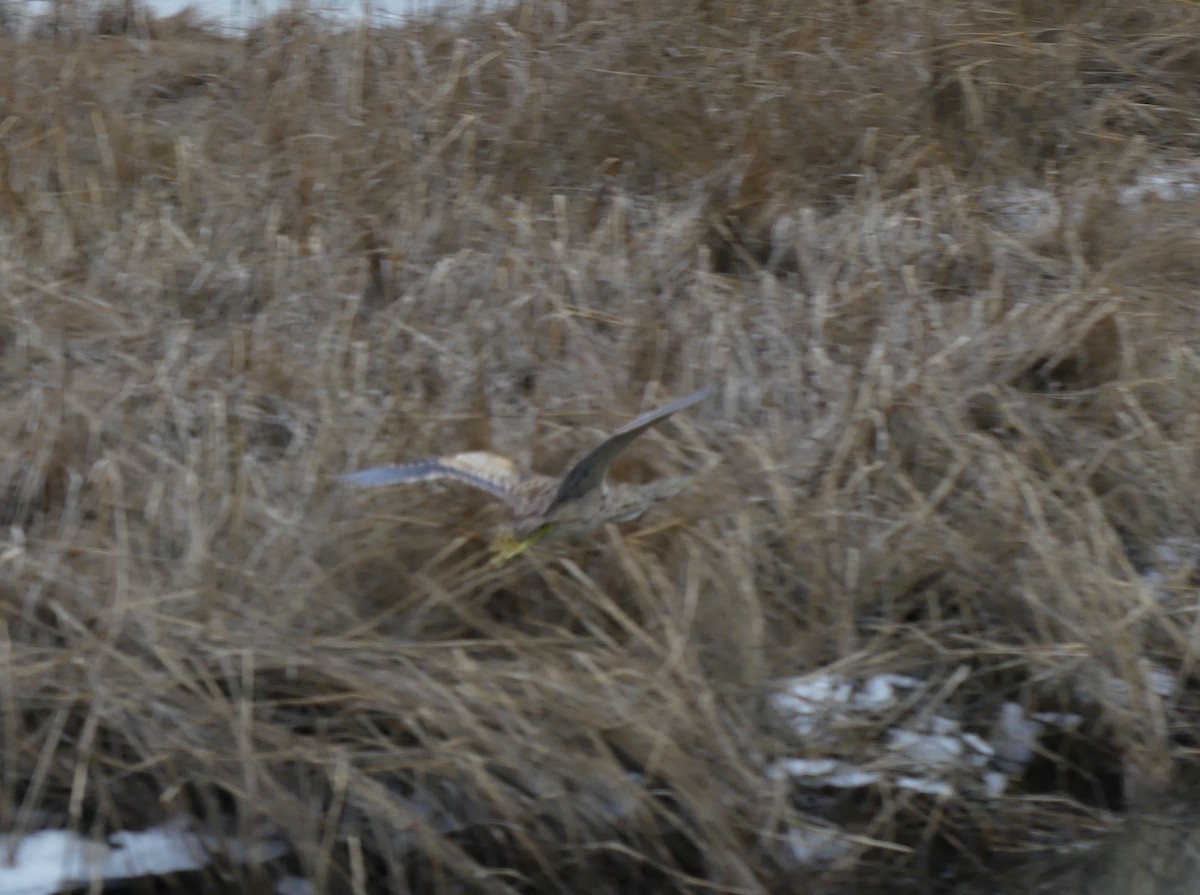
[341,388,711,562]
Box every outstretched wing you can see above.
[545,388,711,513]
[340,451,523,507]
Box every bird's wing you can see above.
[545,388,711,513]
[339,451,523,506]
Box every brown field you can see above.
[2,0,1200,892]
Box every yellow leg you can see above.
[489,525,554,565]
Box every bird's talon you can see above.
[490,536,532,565]
[489,524,556,565]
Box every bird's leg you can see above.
[490,524,554,565]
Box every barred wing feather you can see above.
[340,451,522,506]
[546,388,711,513]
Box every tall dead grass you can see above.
[2,0,1200,891]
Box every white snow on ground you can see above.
[769,526,1199,865]
[984,159,1200,237]
[771,672,923,739]
[782,824,852,865]
[0,816,289,895]
[1118,161,1200,207]
[11,0,511,34]
[770,671,1084,805]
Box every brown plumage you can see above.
[341,389,710,558]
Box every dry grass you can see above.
[2,0,1200,891]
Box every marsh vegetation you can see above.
[2,0,1200,891]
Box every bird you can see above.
[341,388,711,562]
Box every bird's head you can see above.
[541,474,698,537]
[598,475,697,525]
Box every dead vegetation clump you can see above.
[2,0,1200,891]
